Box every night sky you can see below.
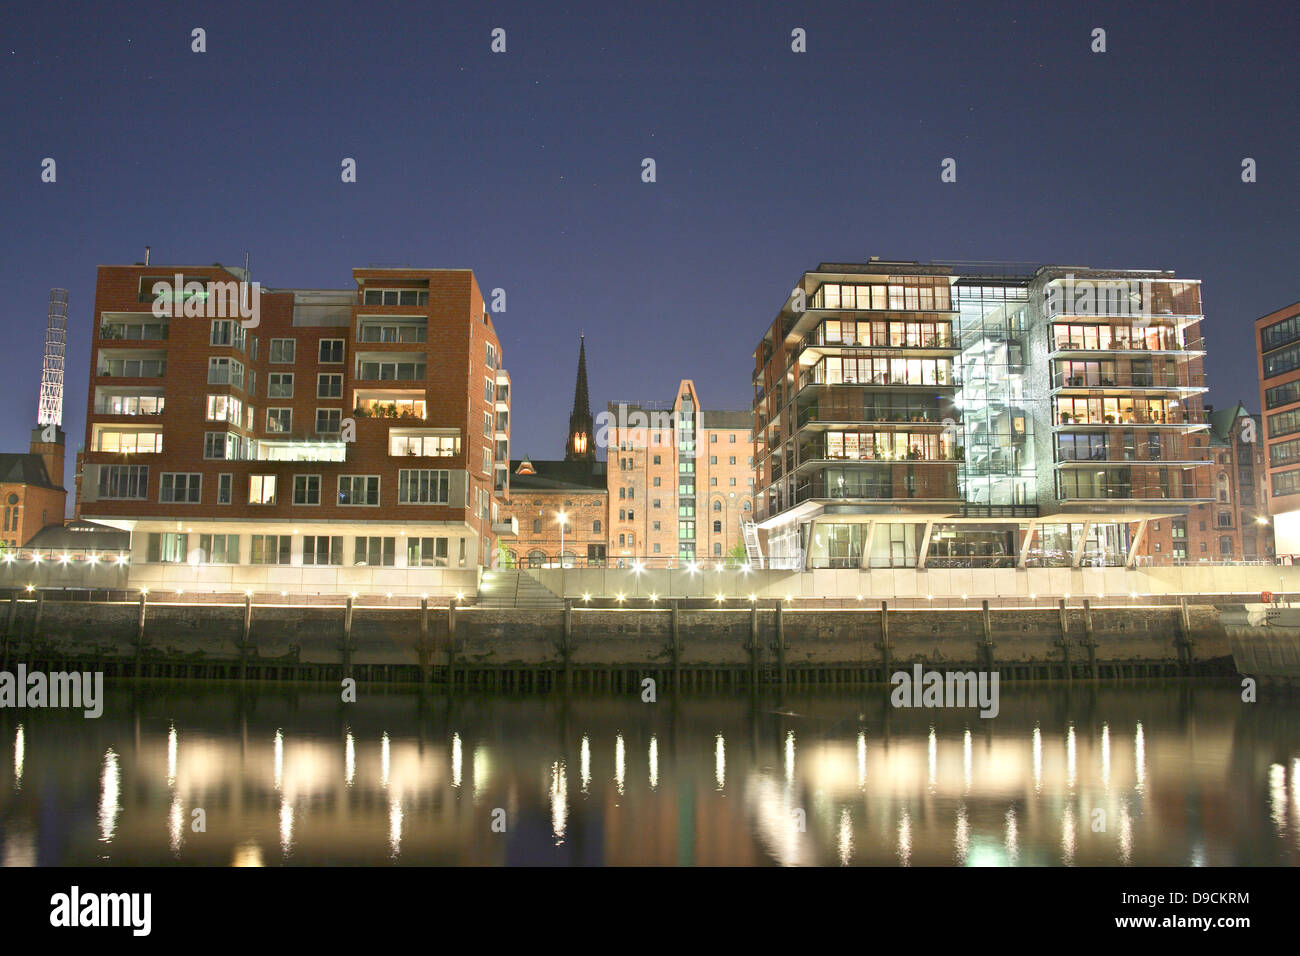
[1,0,1295,499]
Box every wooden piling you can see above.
[342,596,354,680]
[132,591,145,665]
[562,599,573,692]
[979,600,995,671]
[418,597,430,682]
[1082,598,1099,679]
[1176,597,1194,674]
[447,598,458,691]
[774,601,786,692]
[877,601,892,679]
[240,593,252,681]
[670,600,680,692]
[1057,598,1072,681]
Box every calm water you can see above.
[1,681,1298,866]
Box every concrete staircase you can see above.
[477,569,567,609]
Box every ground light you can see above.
[748,594,756,602]
[582,593,591,602]
[715,593,725,603]
[616,593,625,603]
[650,593,658,603]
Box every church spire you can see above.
[566,334,594,462]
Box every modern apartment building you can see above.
[1255,300,1300,559]
[77,261,511,594]
[752,260,1213,570]
[607,381,754,566]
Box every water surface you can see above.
[1,681,1297,865]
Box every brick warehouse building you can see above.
[607,381,755,566]
[498,335,609,567]
[76,260,511,595]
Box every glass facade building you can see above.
[752,261,1212,570]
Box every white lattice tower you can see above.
[38,288,68,427]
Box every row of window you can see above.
[612,432,750,450]
[618,454,752,468]
[98,466,454,506]
[811,278,954,312]
[211,325,345,364]
[211,369,345,399]
[146,531,462,567]
[1261,313,1300,355]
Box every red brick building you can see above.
[0,427,67,549]
[499,336,608,567]
[76,261,510,595]
[1256,300,1300,560]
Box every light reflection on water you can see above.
[0,682,1297,866]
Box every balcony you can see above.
[800,323,958,354]
[356,312,428,343]
[1052,367,1206,392]
[1051,331,1205,355]
[797,391,954,429]
[353,390,427,420]
[97,350,167,379]
[99,315,169,341]
[1055,437,1210,465]
[353,353,426,382]
[1054,402,1206,428]
[793,463,961,504]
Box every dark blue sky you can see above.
[1,0,1296,493]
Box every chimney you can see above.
[30,425,66,492]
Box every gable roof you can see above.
[0,453,60,490]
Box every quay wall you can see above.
[0,596,1234,684]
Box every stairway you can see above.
[741,519,765,569]
[477,569,567,609]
